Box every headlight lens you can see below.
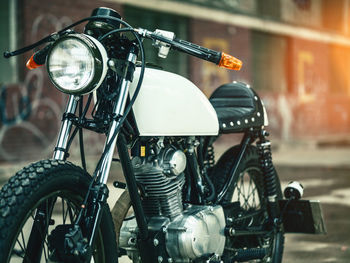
[47,34,107,95]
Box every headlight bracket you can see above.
[108,58,135,82]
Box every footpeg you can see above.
[231,247,267,262]
[113,181,126,189]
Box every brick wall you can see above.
[0,0,122,162]
[189,18,251,97]
[1,0,350,162]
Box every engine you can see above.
[119,138,226,262]
[132,144,186,219]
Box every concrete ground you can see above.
[0,143,349,262]
[274,143,350,262]
[277,165,350,263]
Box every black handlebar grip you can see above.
[147,31,222,64]
[172,38,222,64]
[33,44,52,65]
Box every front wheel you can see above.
[211,145,284,263]
[0,159,118,263]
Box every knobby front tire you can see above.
[0,159,118,263]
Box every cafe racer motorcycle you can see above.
[0,7,326,263]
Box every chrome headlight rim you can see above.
[46,33,107,95]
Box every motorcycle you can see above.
[0,7,326,263]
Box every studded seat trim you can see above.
[209,82,265,133]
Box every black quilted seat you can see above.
[209,82,265,133]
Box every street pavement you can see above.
[0,144,349,262]
[277,165,350,263]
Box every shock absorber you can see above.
[256,130,280,219]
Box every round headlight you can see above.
[47,34,108,95]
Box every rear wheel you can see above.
[211,145,284,262]
[0,159,118,263]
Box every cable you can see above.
[98,27,135,42]
[75,26,145,224]
[4,15,136,58]
[79,96,87,171]
[91,27,145,181]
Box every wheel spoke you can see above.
[241,174,246,197]
[236,182,243,204]
[247,176,253,197]
[62,197,67,224]
[20,229,27,252]
[42,199,50,261]
[247,186,257,201]
[15,237,25,255]
[67,201,77,223]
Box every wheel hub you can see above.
[48,224,91,263]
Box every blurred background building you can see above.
[1,0,350,162]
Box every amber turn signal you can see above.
[218,52,242,70]
[26,54,41,70]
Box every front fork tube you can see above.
[53,95,79,160]
[256,131,280,220]
[86,50,138,246]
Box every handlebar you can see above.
[172,38,221,64]
[5,23,242,71]
[137,28,242,70]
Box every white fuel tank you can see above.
[129,68,219,136]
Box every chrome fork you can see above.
[53,95,79,160]
[97,50,137,184]
[52,50,138,186]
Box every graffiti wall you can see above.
[188,19,350,140]
[259,37,350,140]
[0,69,63,161]
[0,0,122,162]
[0,13,70,161]
[1,0,350,163]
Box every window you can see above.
[252,31,287,92]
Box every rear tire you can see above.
[211,145,284,263]
[0,159,118,263]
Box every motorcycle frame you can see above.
[50,47,278,262]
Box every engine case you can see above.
[166,205,226,262]
[121,142,226,261]
[119,205,226,262]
